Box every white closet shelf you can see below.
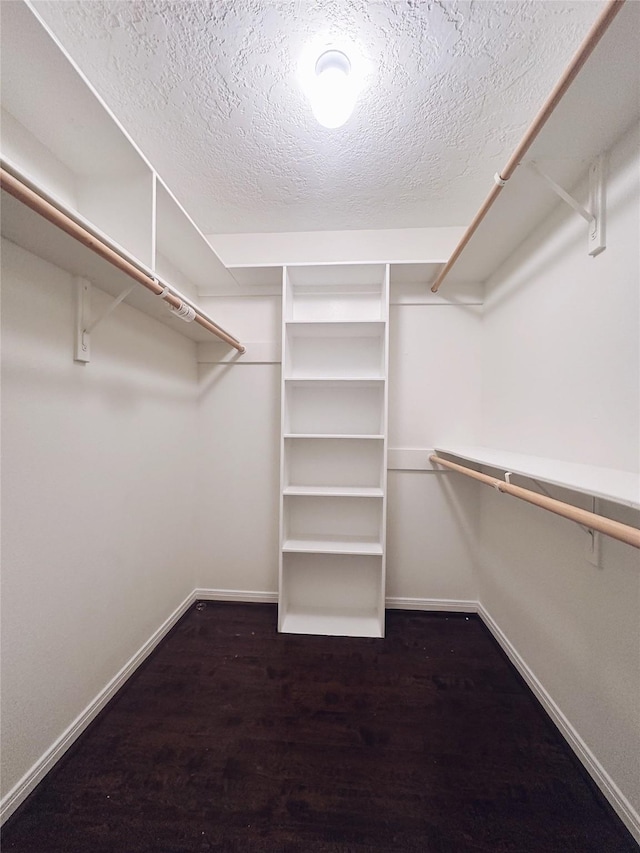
[282,537,383,556]
[284,377,385,383]
[436,0,639,287]
[285,375,386,382]
[285,320,386,331]
[284,434,385,441]
[154,178,237,295]
[280,607,382,638]
[283,486,384,498]
[284,376,385,388]
[435,446,640,510]
[0,1,243,349]
[0,187,229,343]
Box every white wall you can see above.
[0,239,199,808]
[387,301,481,604]
[196,296,281,596]
[478,122,640,826]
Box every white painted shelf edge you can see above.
[284,377,386,383]
[435,446,640,510]
[285,322,386,332]
[283,486,384,497]
[433,2,640,287]
[282,537,384,556]
[284,434,384,440]
[0,158,243,346]
[280,608,383,638]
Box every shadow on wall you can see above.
[483,135,639,315]
[430,470,481,571]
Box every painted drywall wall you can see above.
[194,289,481,604]
[478,121,640,825]
[387,302,481,603]
[0,239,199,806]
[195,296,281,595]
[196,360,281,594]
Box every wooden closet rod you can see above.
[0,167,246,353]
[430,0,625,294]
[430,455,640,550]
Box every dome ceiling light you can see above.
[303,48,360,129]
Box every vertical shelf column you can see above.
[278,264,389,638]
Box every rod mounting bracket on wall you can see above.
[526,155,607,257]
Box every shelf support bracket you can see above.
[74,277,91,363]
[74,278,135,363]
[585,497,602,568]
[530,478,592,537]
[530,478,603,565]
[526,155,606,257]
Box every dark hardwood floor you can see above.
[2,603,637,852]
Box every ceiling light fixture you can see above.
[308,49,358,129]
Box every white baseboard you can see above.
[194,591,478,612]
[194,588,278,604]
[386,596,477,612]
[477,603,640,845]
[0,589,197,825]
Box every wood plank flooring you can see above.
[2,603,637,852]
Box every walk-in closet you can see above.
[1,0,638,849]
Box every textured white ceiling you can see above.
[32,0,605,234]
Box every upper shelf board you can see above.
[1,0,240,310]
[438,0,640,287]
[1,191,218,342]
[225,263,452,291]
[1,0,140,179]
[435,446,640,510]
[155,179,238,293]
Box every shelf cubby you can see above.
[284,322,386,379]
[284,264,387,322]
[284,380,385,436]
[279,553,383,638]
[283,437,385,491]
[283,495,384,555]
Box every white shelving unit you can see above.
[435,446,640,510]
[0,0,238,343]
[279,264,389,638]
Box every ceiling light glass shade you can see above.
[309,50,357,129]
